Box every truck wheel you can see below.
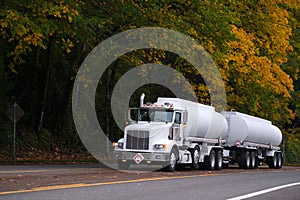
[191,146,200,169]
[267,155,277,169]
[215,150,223,170]
[166,149,177,172]
[222,162,229,168]
[118,160,130,170]
[238,151,250,169]
[204,150,216,170]
[276,153,282,169]
[254,156,259,168]
[249,152,256,169]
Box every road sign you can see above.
[5,102,24,160]
[6,102,24,122]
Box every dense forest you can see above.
[0,0,299,164]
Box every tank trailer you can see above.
[113,94,282,171]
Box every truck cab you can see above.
[113,100,186,171]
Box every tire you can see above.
[254,157,259,169]
[249,151,256,169]
[199,162,205,170]
[267,155,277,169]
[118,160,130,170]
[166,149,177,172]
[215,150,223,170]
[191,146,200,169]
[222,162,229,168]
[276,153,282,169]
[176,164,185,171]
[204,150,216,170]
[238,151,250,169]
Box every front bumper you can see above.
[113,150,169,163]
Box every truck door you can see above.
[173,112,183,145]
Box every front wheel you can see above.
[190,146,200,169]
[166,149,178,172]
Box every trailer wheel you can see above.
[222,162,229,168]
[238,151,250,169]
[254,156,259,168]
[166,149,178,172]
[191,146,200,169]
[267,155,277,169]
[276,153,282,169]
[249,152,256,169]
[204,150,216,170]
[215,150,223,170]
[118,160,130,170]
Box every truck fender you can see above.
[206,146,222,156]
[266,150,276,157]
[170,145,179,158]
[188,143,200,150]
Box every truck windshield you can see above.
[139,108,173,122]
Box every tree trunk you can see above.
[37,36,55,133]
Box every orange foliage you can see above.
[226,25,293,98]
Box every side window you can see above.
[175,112,181,124]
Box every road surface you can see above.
[0,164,299,200]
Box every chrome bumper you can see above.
[113,150,169,162]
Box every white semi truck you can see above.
[113,94,283,171]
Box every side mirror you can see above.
[183,111,188,123]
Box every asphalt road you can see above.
[0,165,299,200]
[0,163,107,174]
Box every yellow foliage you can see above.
[225,25,293,99]
[68,16,73,23]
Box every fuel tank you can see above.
[157,98,228,139]
[221,111,282,147]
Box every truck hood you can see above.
[125,122,172,137]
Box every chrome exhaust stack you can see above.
[140,93,145,107]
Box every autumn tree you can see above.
[219,0,295,126]
[0,0,299,161]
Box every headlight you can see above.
[154,144,167,149]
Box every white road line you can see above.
[227,182,300,200]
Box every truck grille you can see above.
[126,130,149,150]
